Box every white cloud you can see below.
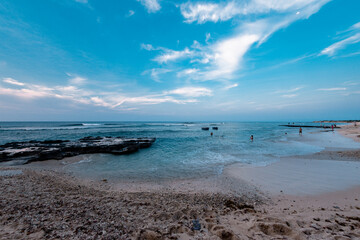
[69,76,86,85]
[153,48,193,64]
[180,0,329,24]
[158,0,330,81]
[205,33,211,43]
[180,1,238,24]
[320,22,360,56]
[66,73,87,85]
[343,81,359,86]
[75,0,88,3]
[138,0,161,13]
[141,43,194,64]
[3,77,25,86]
[141,43,155,51]
[0,87,52,99]
[183,68,198,75]
[206,34,259,79]
[112,96,197,108]
[90,96,113,108]
[274,86,304,94]
[176,68,199,77]
[223,83,238,90]
[351,22,360,30]
[282,94,298,98]
[0,78,205,110]
[320,33,360,56]
[318,88,347,91]
[165,87,212,97]
[126,10,135,17]
[147,68,172,82]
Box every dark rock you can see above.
[310,223,321,230]
[224,199,254,210]
[0,137,156,164]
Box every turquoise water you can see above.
[1,122,359,180]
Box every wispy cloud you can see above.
[282,94,298,98]
[320,22,360,56]
[142,68,172,82]
[0,77,208,110]
[141,43,155,51]
[343,81,359,86]
[205,33,211,43]
[274,86,304,94]
[70,76,86,85]
[138,0,161,13]
[3,77,25,86]
[153,48,193,64]
[126,10,135,17]
[176,68,199,78]
[141,43,194,64]
[317,87,347,91]
[165,87,212,97]
[223,83,238,90]
[180,0,328,24]
[75,0,88,3]
[66,73,87,85]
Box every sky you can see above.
[0,0,359,121]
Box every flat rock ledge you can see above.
[0,136,156,164]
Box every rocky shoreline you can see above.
[0,137,156,164]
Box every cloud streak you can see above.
[165,87,212,97]
[223,83,238,90]
[320,22,360,56]
[180,0,328,24]
[3,77,25,86]
[0,77,209,110]
[274,87,304,94]
[317,87,347,91]
[141,44,194,64]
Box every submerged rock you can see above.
[0,136,156,164]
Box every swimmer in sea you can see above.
[250,135,253,141]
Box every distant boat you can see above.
[201,127,209,130]
[212,127,218,130]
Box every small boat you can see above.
[212,127,218,130]
[201,127,209,130]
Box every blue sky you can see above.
[0,0,359,121]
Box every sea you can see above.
[1,122,359,181]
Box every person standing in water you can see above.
[250,135,254,141]
[299,127,302,136]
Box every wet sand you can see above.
[338,122,360,143]
[1,123,360,239]
[225,158,360,195]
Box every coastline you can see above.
[1,123,360,239]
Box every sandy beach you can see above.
[1,124,360,239]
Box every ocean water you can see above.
[1,122,359,180]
